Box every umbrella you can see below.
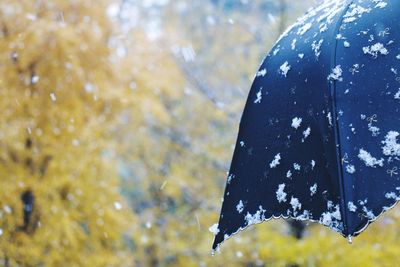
[211,0,400,253]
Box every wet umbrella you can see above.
[211,0,400,253]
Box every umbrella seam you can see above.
[329,0,354,237]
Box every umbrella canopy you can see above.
[212,0,400,253]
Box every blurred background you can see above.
[1,0,400,266]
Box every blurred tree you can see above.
[111,0,316,266]
[3,0,400,267]
[0,0,136,266]
[116,1,400,267]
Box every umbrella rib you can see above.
[328,0,354,238]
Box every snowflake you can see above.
[327,65,343,81]
[276,184,287,203]
[256,68,267,77]
[227,174,235,184]
[382,131,400,156]
[236,200,244,213]
[310,183,317,196]
[347,202,357,212]
[290,197,302,212]
[209,223,220,235]
[270,153,282,168]
[302,127,311,142]
[293,163,301,171]
[385,192,398,200]
[373,0,387,9]
[363,43,389,58]
[368,125,380,137]
[279,61,291,77]
[244,206,266,226]
[291,117,302,129]
[311,39,324,58]
[291,38,297,50]
[297,22,312,35]
[343,4,371,23]
[254,88,262,104]
[395,89,400,100]
[362,206,376,220]
[358,148,384,168]
[311,160,316,170]
[320,204,341,228]
[346,164,356,174]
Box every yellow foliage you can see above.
[0,0,135,266]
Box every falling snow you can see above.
[114,202,122,210]
[50,93,57,102]
[3,205,11,214]
[31,75,39,84]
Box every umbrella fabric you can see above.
[212,0,400,253]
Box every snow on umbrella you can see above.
[211,0,400,253]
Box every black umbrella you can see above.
[211,0,400,253]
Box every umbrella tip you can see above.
[211,244,221,256]
[347,235,353,244]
